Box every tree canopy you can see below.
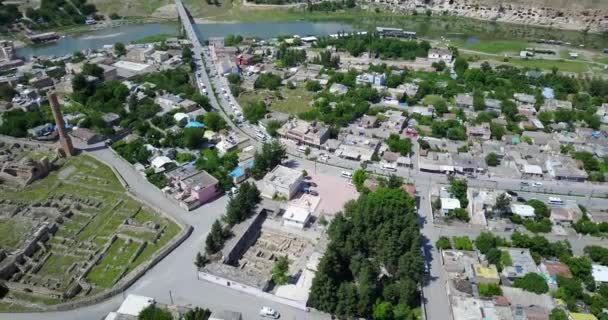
[307,187,421,319]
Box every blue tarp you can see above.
[185,121,205,128]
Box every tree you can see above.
[514,273,549,294]
[431,60,446,72]
[373,301,394,320]
[475,231,502,254]
[205,220,226,253]
[435,236,452,250]
[0,84,16,101]
[549,308,568,320]
[493,193,511,214]
[306,80,322,92]
[454,57,469,76]
[485,152,499,166]
[272,255,289,285]
[490,122,506,140]
[453,236,473,250]
[304,147,311,157]
[224,182,262,225]
[527,199,550,218]
[251,141,287,179]
[386,134,412,156]
[184,307,211,320]
[473,92,485,111]
[265,120,282,137]
[201,112,226,132]
[478,283,502,297]
[114,42,126,56]
[82,62,104,79]
[243,101,268,123]
[307,188,420,318]
[194,252,208,268]
[138,305,173,320]
[182,128,205,149]
[446,208,470,222]
[584,245,608,265]
[254,73,282,90]
[448,177,468,208]
[352,169,366,191]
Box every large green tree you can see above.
[307,187,421,318]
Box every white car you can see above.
[532,182,543,187]
[259,306,279,318]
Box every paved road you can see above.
[6,146,328,320]
[5,5,608,319]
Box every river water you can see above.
[15,21,355,59]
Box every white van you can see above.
[548,197,564,205]
[382,163,397,171]
[297,145,307,153]
[341,171,353,178]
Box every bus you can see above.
[548,197,564,205]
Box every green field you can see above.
[238,84,314,115]
[0,219,32,251]
[464,40,529,54]
[510,58,590,73]
[87,238,141,288]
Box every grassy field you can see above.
[0,155,181,309]
[133,33,174,44]
[237,85,314,115]
[0,219,32,251]
[464,40,529,54]
[87,238,141,288]
[510,58,590,73]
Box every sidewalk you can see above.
[197,271,309,311]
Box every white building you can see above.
[283,205,311,229]
[105,294,155,320]
[427,48,453,62]
[441,198,461,215]
[262,165,303,200]
[510,204,535,218]
[355,73,386,86]
[592,264,608,284]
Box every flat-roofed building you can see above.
[277,119,329,149]
[261,165,303,200]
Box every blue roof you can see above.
[185,121,205,128]
[228,161,254,178]
[542,87,554,99]
[228,166,245,178]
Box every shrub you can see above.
[453,236,473,251]
[478,283,502,298]
[514,273,549,294]
[435,236,452,250]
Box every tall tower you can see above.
[47,91,75,157]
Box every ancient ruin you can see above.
[0,155,180,310]
[0,141,56,189]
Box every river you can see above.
[15,21,355,59]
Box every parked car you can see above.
[532,182,543,187]
[520,181,530,186]
[259,307,280,319]
[308,190,319,196]
[506,190,518,197]
[517,196,526,203]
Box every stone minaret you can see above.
[48,91,75,157]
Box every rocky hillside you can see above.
[367,0,608,32]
